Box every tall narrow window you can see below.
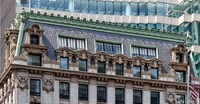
[176,94,185,104]
[79,59,87,71]
[30,79,41,96]
[30,35,39,45]
[79,84,88,101]
[133,66,141,78]
[151,68,158,79]
[115,88,125,104]
[151,92,159,104]
[60,57,69,69]
[133,90,142,104]
[176,53,183,63]
[97,86,107,102]
[175,71,185,82]
[98,61,106,73]
[28,54,41,66]
[96,41,121,54]
[59,37,85,50]
[116,64,124,75]
[59,82,69,99]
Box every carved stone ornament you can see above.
[17,76,28,90]
[42,79,54,93]
[165,92,175,104]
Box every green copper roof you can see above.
[20,10,186,42]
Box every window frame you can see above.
[133,66,141,78]
[115,88,125,104]
[97,61,106,73]
[97,86,107,102]
[175,70,186,82]
[59,82,70,99]
[151,68,159,79]
[133,90,142,104]
[176,94,185,104]
[116,64,124,75]
[78,84,88,101]
[150,91,160,104]
[30,35,39,45]
[60,57,69,69]
[79,59,87,71]
[131,45,157,59]
[28,53,41,66]
[30,79,41,96]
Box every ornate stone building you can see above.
[0,10,199,104]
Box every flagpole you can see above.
[187,50,191,104]
[29,0,31,12]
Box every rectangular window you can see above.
[28,54,41,66]
[116,64,124,75]
[79,59,87,71]
[96,41,121,54]
[175,71,185,82]
[133,66,141,78]
[30,79,41,96]
[60,57,69,69]
[98,61,106,73]
[106,2,114,15]
[59,82,69,99]
[176,94,185,104]
[97,86,107,102]
[176,53,183,63]
[151,92,159,104]
[79,84,88,101]
[151,68,158,79]
[97,1,105,14]
[133,90,142,104]
[115,88,125,104]
[58,36,85,50]
[132,46,156,59]
[30,35,39,45]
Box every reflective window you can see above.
[131,2,138,16]
[30,79,41,96]
[98,61,106,73]
[56,0,65,11]
[148,24,156,29]
[175,71,185,82]
[148,2,155,15]
[79,59,87,71]
[28,54,41,66]
[133,90,142,104]
[106,2,114,15]
[65,0,70,12]
[176,94,185,104]
[96,41,121,54]
[74,0,81,12]
[97,86,107,102]
[116,64,123,75]
[122,2,131,15]
[133,66,141,78]
[97,1,105,14]
[58,37,85,50]
[48,0,56,10]
[151,92,159,104]
[81,0,89,13]
[132,46,156,59]
[89,0,97,14]
[115,88,125,104]
[60,57,69,69]
[40,0,48,9]
[157,2,165,15]
[59,82,69,99]
[139,2,147,15]
[31,0,40,8]
[114,2,122,15]
[151,68,158,79]
[79,84,88,101]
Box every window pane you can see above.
[97,1,105,14]
[28,54,41,66]
[106,2,113,14]
[176,94,185,104]
[55,0,64,11]
[40,0,48,9]
[157,2,165,15]
[133,90,142,103]
[30,35,39,45]
[114,2,121,15]
[116,64,123,75]
[48,0,56,10]
[59,37,85,50]
[147,2,155,15]
[151,92,159,104]
[97,86,107,102]
[115,88,125,104]
[79,84,88,100]
[74,0,81,12]
[79,59,87,71]
[175,71,185,82]
[98,61,106,73]
[139,2,147,15]
[60,57,69,69]
[30,79,40,96]
[65,0,70,11]
[134,66,141,77]
[96,41,121,54]
[59,82,69,99]
[122,2,131,15]
[132,46,156,59]
[81,0,89,13]
[151,68,158,79]
[131,2,138,16]
[89,0,97,14]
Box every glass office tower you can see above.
[16,0,200,77]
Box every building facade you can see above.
[0,10,199,104]
[0,0,16,73]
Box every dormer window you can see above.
[30,35,39,45]
[176,53,183,63]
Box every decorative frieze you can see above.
[42,79,54,93]
[17,76,28,90]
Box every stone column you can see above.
[125,82,133,104]
[143,83,150,104]
[107,80,115,104]
[70,76,78,104]
[160,91,165,104]
[89,78,97,104]
[53,80,59,104]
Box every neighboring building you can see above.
[0,0,16,73]
[0,10,198,104]
[15,0,200,78]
